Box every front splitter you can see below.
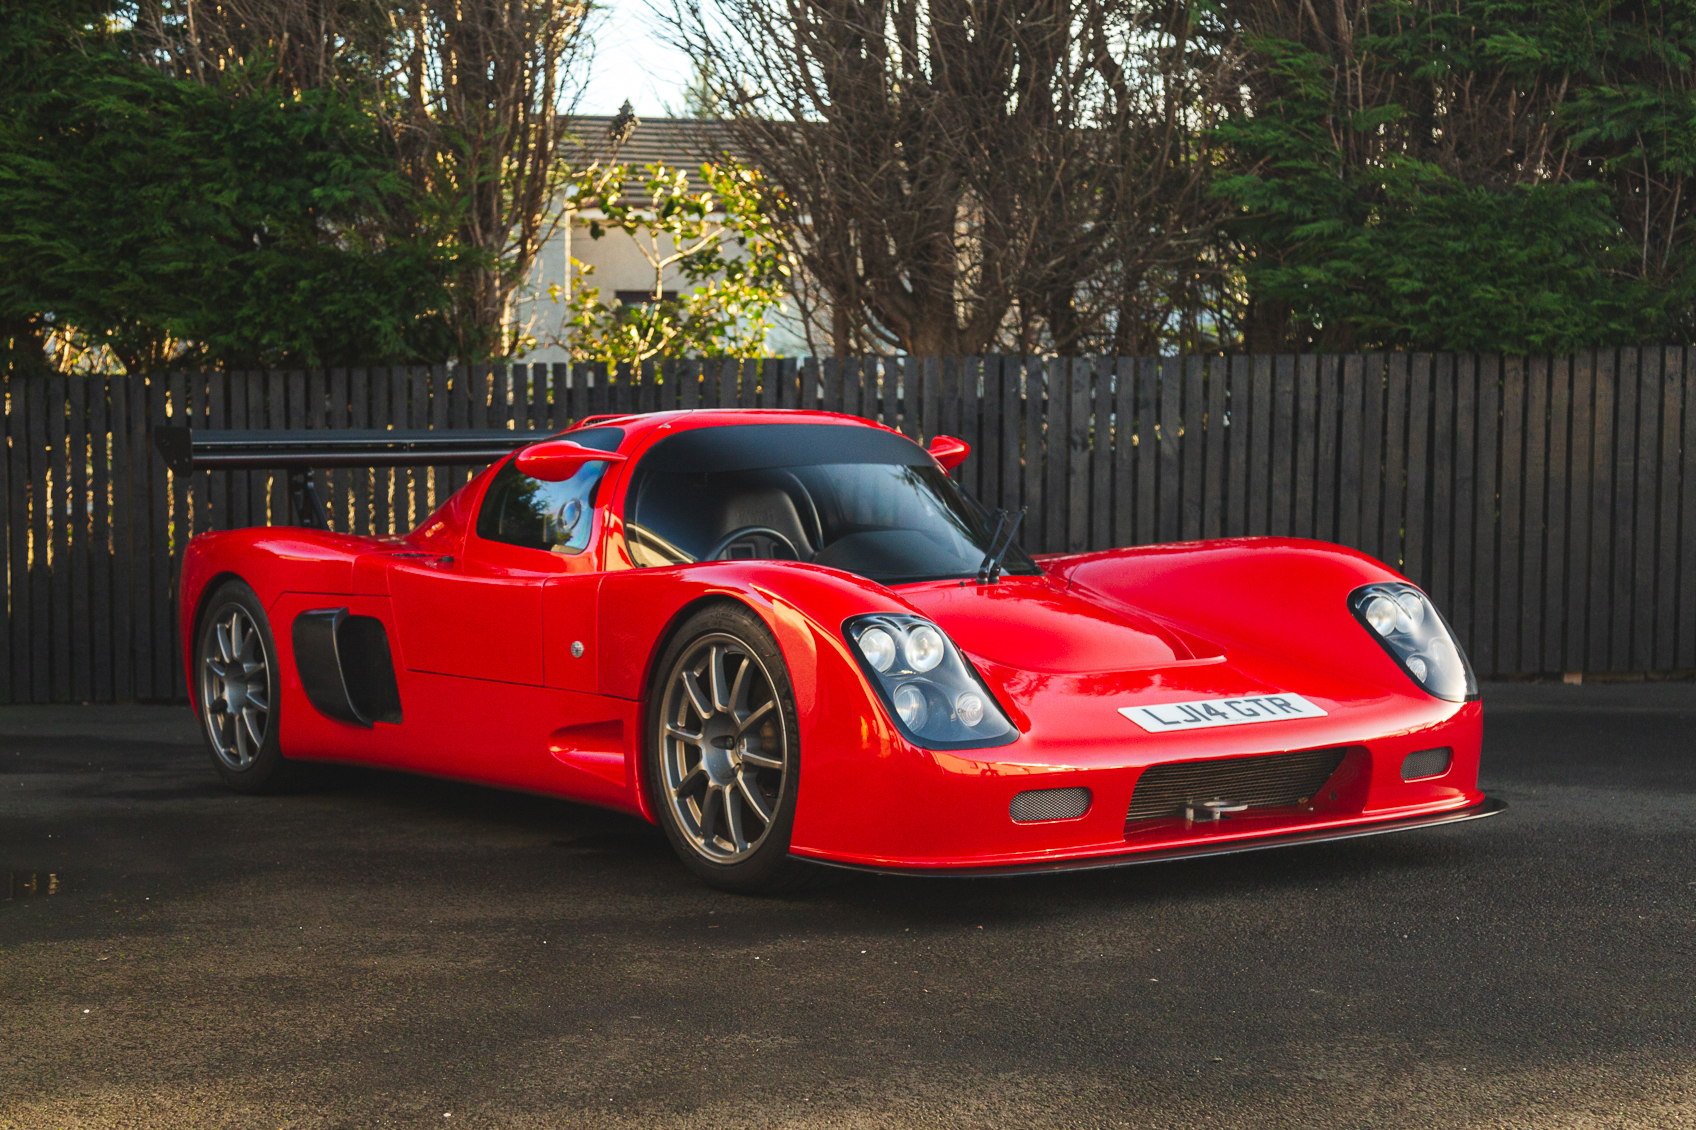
[804,796,1508,878]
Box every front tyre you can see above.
[646,604,811,893]
[195,579,306,794]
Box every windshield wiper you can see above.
[976,506,1025,584]
[975,509,1009,581]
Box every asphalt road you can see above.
[3,684,1693,1129]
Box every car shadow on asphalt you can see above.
[284,759,1495,925]
[7,723,1503,933]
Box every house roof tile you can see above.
[561,116,741,203]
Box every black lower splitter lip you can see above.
[804,796,1508,878]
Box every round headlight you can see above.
[1395,591,1424,627]
[955,691,985,727]
[858,627,897,672]
[893,684,929,730]
[1364,595,1400,636]
[905,625,945,672]
[1406,654,1429,682]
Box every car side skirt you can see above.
[800,796,1507,878]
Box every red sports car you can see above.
[162,410,1501,892]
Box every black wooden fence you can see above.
[4,349,1695,703]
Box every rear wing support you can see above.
[152,427,552,529]
[289,469,332,530]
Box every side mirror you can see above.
[928,434,970,472]
[514,439,628,482]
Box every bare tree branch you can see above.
[665,0,1234,355]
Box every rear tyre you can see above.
[195,579,308,794]
[645,604,814,894]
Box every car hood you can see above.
[888,571,1453,768]
[898,576,1216,674]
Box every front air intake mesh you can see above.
[1010,787,1092,823]
[1125,747,1348,826]
[1401,746,1452,780]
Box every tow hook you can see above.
[1183,799,1249,825]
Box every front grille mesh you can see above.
[1010,787,1092,823]
[1125,747,1348,826]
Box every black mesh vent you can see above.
[1401,747,1452,780]
[1125,748,1348,826]
[1010,787,1092,823]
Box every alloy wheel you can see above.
[200,604,271,772]
[658,634,789,863]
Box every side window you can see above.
[476,458,608,555]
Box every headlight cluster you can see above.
[845,614,1016,748]
[1349,583,1478,702]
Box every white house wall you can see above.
[514,213,812,366]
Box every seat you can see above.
[712,486,815,560]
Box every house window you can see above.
[615,290,678,307]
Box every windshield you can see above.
[624,424,1040,584]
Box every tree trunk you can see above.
[1244,296,1291,354]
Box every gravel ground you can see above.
[2,683,1693,1129]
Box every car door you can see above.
[388,455,612,686]
[389,539,601,690]
[387,550,548,685]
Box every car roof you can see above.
[562,408,906,451]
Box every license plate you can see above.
[1119,693,1328,733]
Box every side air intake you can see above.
[292,608,403,727]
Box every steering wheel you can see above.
[704,525,801,562]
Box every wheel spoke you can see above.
[672,764,706,799]
[245,687,269,713]
[681,671,713,721]
[215,621,235,665]
[240,706,265,752]
[728,656,751,719]
[231,708,252,766]
[665,722,703,746]
[739,749,783,771]
[724,787,749,852]
[205,656,228,679]
[708,646,732,714]
[237,615,257,665]
[734,698,774,736]
[695,785,721,843]
[736,773,774,824]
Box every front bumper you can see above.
[790,692,1488,868]
[804,795,1506,877]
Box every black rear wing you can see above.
[153,426,551,529]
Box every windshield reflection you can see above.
[627,459,1040,584]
